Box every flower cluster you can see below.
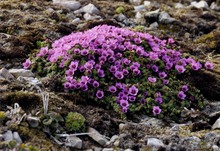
[24,25,213,118]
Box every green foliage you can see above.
[65,112,85,132]
[115,6,125,14]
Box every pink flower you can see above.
[153,106,161,115]
[205,61,214,70]
[22,59,32,69]
[148,77,157,83]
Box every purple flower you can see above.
[153,106,162,115]
[122,107,128,113]
[175,65,186,73]
[122,69,129,75]
[168,38,175,44]
[155,97,163,104]
[98,69,105,77]
[22,59,32,69]
[96,90,104,99]
[37,47,48,57]
[65,69,74,76]
[81,49,89,56]
[116,53,122,58]
[95,64,101,70]
[109,65,117,73]
[163,79,169,85]
[151,65,159,72]
[81,85,88,91]
[84,62,93,70]
[149,52,159,60]
[74,48,80,54]
[114,71,124,80]
[64,82,71,89]
[99,56,107,62]
[178,91,186,100]
[123,58,131,65]
[121,94,128,101]
[93,81,100,88]
[191,62,200,71]
[132,62,140,68]
[128,85,139,96]
[205,61,214,70]
[182,85,188,92]
[108,56,116,63]
[69,61,79,71]
[119,99,129,108]
[108,86,117,93]
[148,77,157,83]
[159,72,167,79]
[132,68,141,75]
[116,83,123,89]
[128,96,136,102]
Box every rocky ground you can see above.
[0,0,220,150]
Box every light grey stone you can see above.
[3,130,13,142]
[212,117,220,129]
[53,0,81,11]
[102,148,114,151]
[159,11,176,24]
[213,145,219,151]
[0,68,14,81]
[147,138,164,147]
[141,118,165,128]
[94,147,102,151]
[125,149,135,151]
[113,140,119,146]
[74,3,100,15]
[129,0,142,5]
[27,115,40,128]
[65,136,82,149]
[144,1,151,7]
[175,3,184,8]
[190,1,208,9]
[210,2,220,11]
[134,5,146,12]
[115,14,127,22]
[9,69,34,78]
[13,132,22,144]
[110,135,119,143]
[204,132,217,142]
[17,76,41,86]
[72,18,81,24]
[119,123,125,131]
[149,22,159,29]
[145,9,160,18]
[88,127,108,146]
[83,13,101,21]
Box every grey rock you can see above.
[74,3,100,15]
[144,9,160,20]
[190,1,208,9]
[26,115,40,128]
[119,123,125,131]
[13,132,22,144]
[9,69,34,78]
[144,1,151,7]
[147,138,164,147]
[110,135,119,143]
[113,140,119,146]
[212,117,220,129]
[102,148,114,151]
[115,14,127,22]
[3,130,13,142]
[83,13,101,21]
[0,68,14,81]
[204,132,218,142]
[129,0,142,5]
[134,5,146,12]
[212,145,219,151]
[159,11,176,24]
[88,127,108,146]
[141,118,165,128]
[210,2,220,11]
[125,149,135,151]
[149,22,159,29]
[72,18,81,24]
[94,147,102,151]
[65,136,82,149]
[17,76,41,86]
[175,3,184,8]
[53,0,81,11]
[180,136,201,150]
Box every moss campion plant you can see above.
[24,25,214,118]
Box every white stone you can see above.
[129,0,142,5]
[9,69,34,78]
[210,2,220,11]
[65,136,82,149]
[125,149,135,151]
[135,11,143,19]
[3,130,13,142]
[83,13,101,21]
[159,11,176,24]
[119,123,125,131]
[74,3,100,15]
[190,1,208,9]
[53,0,81,11]
[147,138,164,147]
[13,132,22,144]
[149,22,159,29]
[175,3,184,9]
[0,68,14,81]
[110,135,119,143]
[134,5,146,12]
[213,145,219,151]
[102,148,114,151]
[212,117,220,129]
[144,1,151,7]
[72,18,81,24]
[88,127,108,146]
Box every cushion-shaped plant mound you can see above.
[24,25,214,119]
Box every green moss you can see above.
[133,25,145,32]
[65,112,85,132]
[0,111,6,122]
[195,32,216,49]
[115,6,125,14]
